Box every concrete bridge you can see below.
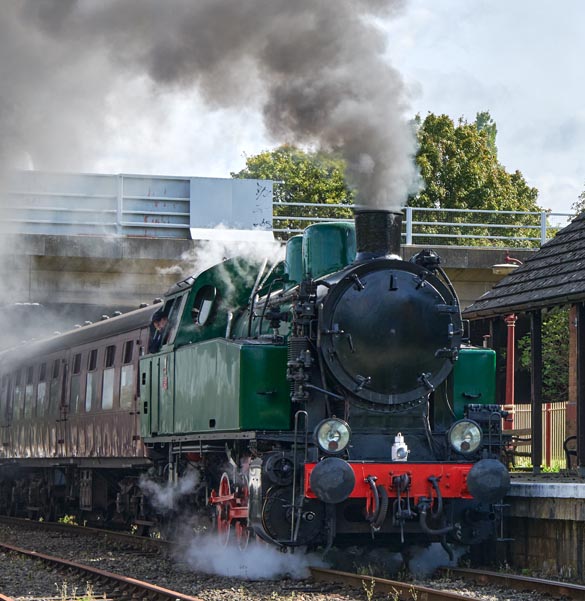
[0,170,546,345]
[0,230,535,331]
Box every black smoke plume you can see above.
[0,0,417,210]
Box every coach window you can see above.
[86,349,98,412]
[24,366,34,419]
[13,369,22,419]
[5,375,13,422]
[0,375,7,424]
[70,353,82,413]
[102,345,116,410]
[37,363,47,417]
[120,340,134,410]
[49,359,60,416]
[192,286,218,326]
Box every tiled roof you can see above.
[463,213,585,319]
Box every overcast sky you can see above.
[97,1,581,215]
[383,0,584,215]
[8,1,582,216]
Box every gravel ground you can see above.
[0,524,562,601]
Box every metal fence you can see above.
[511,402,567,468]
[272,202,573,247]
[1,171,574,247]
[1,171,274,239]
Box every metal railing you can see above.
[272,202,573,247]
[1,171,574,247]
[1,172,192,238]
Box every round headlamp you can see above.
[314,418,351,455]
[448,419,482,455]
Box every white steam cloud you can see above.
[406,543,465,579]
[1,0,417,211]
[139,470,200,513]
[168,228,285,277]
[178,534,327,580]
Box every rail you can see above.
[0,540,203,601]
[439,566,585,600]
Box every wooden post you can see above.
[530,310,542,473]
[504,314,517,430]
[577,303,585,477]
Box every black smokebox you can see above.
[354,207,403,262]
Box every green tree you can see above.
[232,145,354,239]
[518,307,569,403]
[475,110,498,155]
[410,112,541,246]
[571,184,585,216]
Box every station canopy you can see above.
[463,212,585,319]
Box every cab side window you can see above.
[192,286,218,326]
[156,295,187,347]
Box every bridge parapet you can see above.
[1,170,572,247]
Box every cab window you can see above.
[192,286,218,326]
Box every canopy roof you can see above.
[463,213,585,319]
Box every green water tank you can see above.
[302,222,356,280]
[284,235,303,288]
[452,347,496,419]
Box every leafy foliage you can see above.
[409,113,541,246]
[233,112,543,245]
[571,184,585,216]
[232,145,354,239]
[517,307,569,403]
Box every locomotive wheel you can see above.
[234,520,250,550]
[215,472,232,546]
[235,474,250,550]
[210,471,251,549]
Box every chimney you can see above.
[354,207,403,262]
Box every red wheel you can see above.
[234,475,250,550]
[209,470,250,548]
[216,472,232,546]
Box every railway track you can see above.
[0,540,203,601]
[2,517,584,600]
[310,567,480,601]
[440,566,585,600]
[0,515,169,554]
[311,566,585,600]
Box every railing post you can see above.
[545,402,551,468]
[405,206,413,245]
[116,174,123,235]
[540,211,547,246]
